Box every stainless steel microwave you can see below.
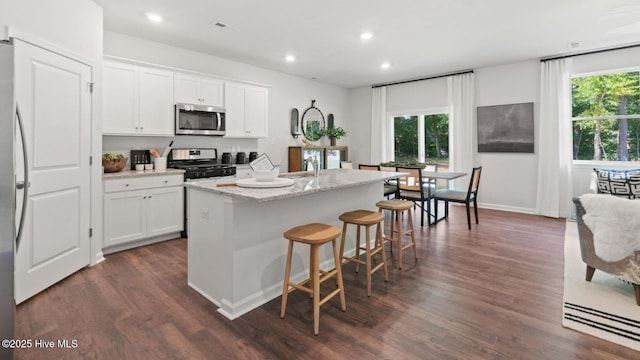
[175,103,226,136]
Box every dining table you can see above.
[420,171,467,225]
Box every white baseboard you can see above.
[102,232,182,255]
[475,202,537,215]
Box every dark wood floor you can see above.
[14,206,640,359]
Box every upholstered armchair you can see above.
[573,197,640,306]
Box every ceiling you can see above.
[96,0,640,88]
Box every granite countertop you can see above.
[185,169,405,202]
[102,168,185,179]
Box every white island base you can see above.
[187,173,389,320]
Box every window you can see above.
[572,70,640,161]
[394,115,418,162]
[392,111,449,165]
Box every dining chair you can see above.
[359,164,397,199]
[432,166,482,230]
[340,161,353,169]
[395,166,432,226]
[358,164,380,171]
[422,164,438,193]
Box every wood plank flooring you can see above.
[14,206,640,359]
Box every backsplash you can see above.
[102,135,258,166]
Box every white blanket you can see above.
[580,194,640,262]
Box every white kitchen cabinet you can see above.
[174,73,224,107]
[103,174,183,251]
[103,60,174,136]
[224,82,269,138]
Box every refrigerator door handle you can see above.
[15,103,28,251]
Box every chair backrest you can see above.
[467,166,482,199]
[423,164,437,172]
[395,166,425,195]
[358,164,381,171]
[340,161,353,169]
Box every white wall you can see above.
[0,0,102,62]
[475,60,540,213]
[386,78,448,113]
[348,60,541,213]
[348,48,640,216]
[1,0,104,264]
[103,31,350,169]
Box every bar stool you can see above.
[376,199,417,269]
[338,210,388,297]
[280,223,346,335]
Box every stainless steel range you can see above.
[168,148,236,180]
[168,148,236,236]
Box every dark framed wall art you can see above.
[477,102,534,153]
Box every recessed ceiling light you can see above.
[380,62,391,69]
[285,54,296,63]
[360,32,373,41]
[145,12,163,23]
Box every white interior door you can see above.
[14,40,91,304]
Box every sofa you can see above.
[573,168,640,306]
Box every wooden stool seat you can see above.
[376,199,417,269]
[281,223,346,335]
[339,209,385,225]
[283,223,342,244]
[376,199,413,211]
[339,210,388,297]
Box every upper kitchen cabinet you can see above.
[174,73,224,107]
[224,81,269,138]
[103,60,174,136]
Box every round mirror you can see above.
[301,101,325,142]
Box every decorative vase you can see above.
[330,137,337,146]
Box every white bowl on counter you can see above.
[252,167,279,182]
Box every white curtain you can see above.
[370,86,392,164]
[447,73,475,191]
[536,58,573,218]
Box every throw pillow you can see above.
[593,168,640,199]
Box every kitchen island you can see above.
[185,168,404,319]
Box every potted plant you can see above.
[319,126,347,146]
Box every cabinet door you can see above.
[224,82,247,137]
[139,68,174,136]
[244,86,268,137]
[103,61,138,134]
[146,186,184,237]
[104,190,146,246]
[200,78,224,107]
[174,73,201,104]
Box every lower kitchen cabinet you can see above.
[103,174,183,252]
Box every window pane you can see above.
[573,118,640,161]
[572,70,640,162]
[394,116,418,162]
[423,114,449,165]
[572,71,640,118]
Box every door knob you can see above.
[16,181,30,190]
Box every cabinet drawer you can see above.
[104,174,183,193]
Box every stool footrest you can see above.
[342,247,384,266]
[370,262,386,275]
[286,268,340,295]
[319,287,344,307]
[288,282,313,295]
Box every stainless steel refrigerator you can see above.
[0,39,27,360]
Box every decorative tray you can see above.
[236,178,295,188]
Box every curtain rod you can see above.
[371,69,474,88]
[541,42,640,62]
